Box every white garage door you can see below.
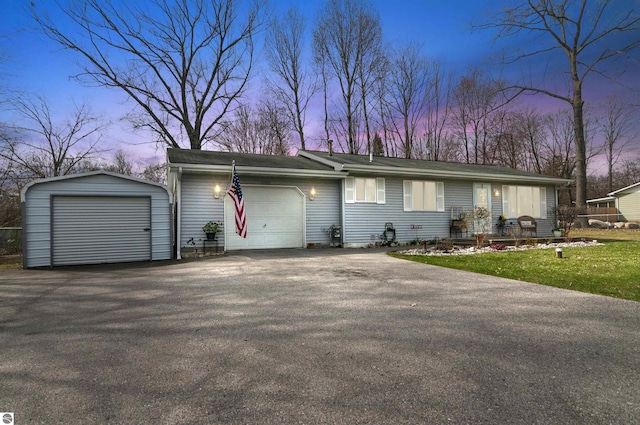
[52,196,151,266]
[225,186,304,250]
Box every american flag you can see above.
[227,164,247,238]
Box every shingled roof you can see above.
[167,148,571,184]
[167,148,333,171]
[298,150,571,184]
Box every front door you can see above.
[473,183,492,234]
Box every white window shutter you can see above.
[540,187,547,218]
[376,178,385,204]
[502,185,510,217]
[345,177,355,204]
[403,180,412,211]
[436,182,445,211]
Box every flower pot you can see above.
[553,230,562,238]
[206,232,216,240]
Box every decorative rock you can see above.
[398,240,603,257]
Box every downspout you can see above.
[176,167,182,260]
[340,178,346,247]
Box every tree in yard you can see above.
[264,6,317,150]
[0,96,108,183]
[484,0,640,221]
[313,0,383,154]
[32,0,267,150]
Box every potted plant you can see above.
[202,220,221,240]
[466,206,491,248]
[497,214,507,236]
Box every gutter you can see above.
[176,167,182,260]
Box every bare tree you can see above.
[32,0,267,150]
[386,42,430,158]
[451,68,504,164]
[599,95,636,192]
[313,0,383,154]
[265,6,317,150]
[140,162,167,184]
[484,0,640,217]
[257,100,293,155]
[215,102,292,154]
[0,96,108,182]
[105,149,135,176]
[422,61,452,161]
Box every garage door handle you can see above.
[143,228,151,232]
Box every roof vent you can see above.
[369,152,373,163]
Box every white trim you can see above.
[403,180,444,212]
[608,181,640,196]
[345,177,355,203]
[376,178,386,204]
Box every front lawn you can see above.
[390,229,640,302]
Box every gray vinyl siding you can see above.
[23,174,171,268]
[179,173,342,251]
[343,178,559,244]
[618,190,640,221]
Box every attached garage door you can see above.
[52,196,151,266]
[225,186,304,250]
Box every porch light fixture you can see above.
[213,184,221,199]
[493,188,500,197]
[309,187,317,201]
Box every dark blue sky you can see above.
[2,0,638,172]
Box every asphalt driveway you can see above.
[1,249,639,424]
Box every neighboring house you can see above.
[167,149,571,256]
[607,182,640,222]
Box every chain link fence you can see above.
[0,227,22,255]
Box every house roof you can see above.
[608,181,640,196]
[166,148,342,177]
[298,150,572,184]
[166,148,571,184]
[21,170,171,200]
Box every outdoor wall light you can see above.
[213,184,221,199]
[493,188,500,197]
[309,187,317,201]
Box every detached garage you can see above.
[21,171,172,268]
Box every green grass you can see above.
[390,229,640,302]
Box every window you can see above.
[502,185,547,218]
[403,180,444,211]
[345,177,385,204]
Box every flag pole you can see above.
[227,160,235,192]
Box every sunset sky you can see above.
[2,0,638,174]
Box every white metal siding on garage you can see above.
[225,186,305,250]
[52,196,152,266]
[22,172,172,268]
